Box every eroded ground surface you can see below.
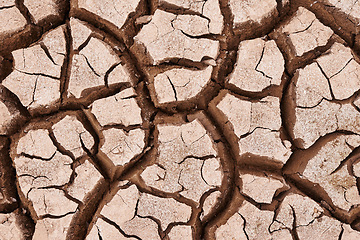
[1,0,360,239]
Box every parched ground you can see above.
[1,0,360,239]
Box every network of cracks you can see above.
[1,0,360,239]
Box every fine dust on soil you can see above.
[1,0,360,239]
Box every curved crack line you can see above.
[166,75,178,101]
[99,215,142,240]
[19,151,57,161]
[237,212,250,240]
[81,54,101,77]
[0,5,15,10]
[40,42,58,66]
[14,69,60,80]
[289,20,315,35]
[255,44,273,80]
[40,210,77,220]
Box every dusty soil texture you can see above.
[2,0,360,239]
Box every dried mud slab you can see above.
[228,38,284,92]
[0,4,26,34]
[326,0,360,25]
[1,0,360,239]
[141,119,222,202]
[229,0,278,25]
[282,7,334,56]
[77,0,140,30]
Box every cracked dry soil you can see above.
[2,0,360,240]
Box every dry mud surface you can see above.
[1,0,360,239]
